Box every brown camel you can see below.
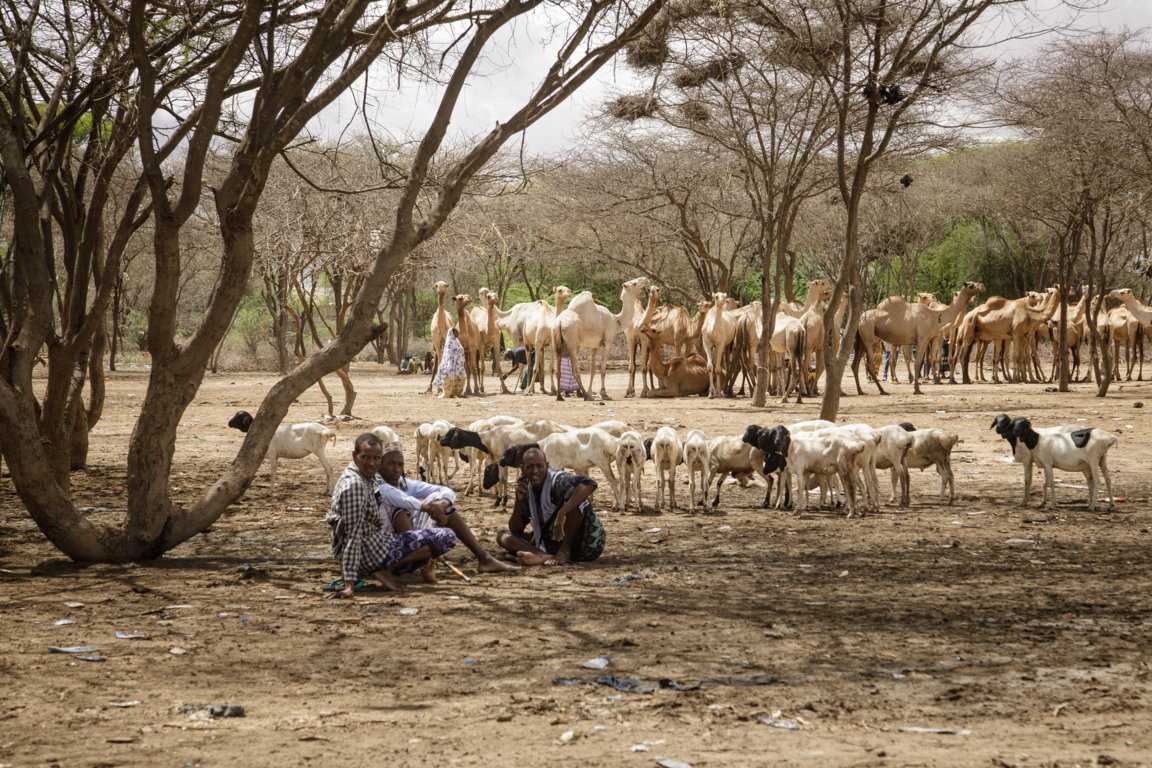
[701,293,742,398]
[619,277,651,398]
[636,285,693,396]
[453,294,483,395]
[640,333,710,397]
[1100,292,1144,380]
[955,287,1060,384]
[470,289,509,394]
[425,280,454,393]
[855,281,985,395]
[553,278,647,401]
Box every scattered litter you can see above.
[76,655,106,663]
[463,658,479,666]
[1023,515,1051,524]
[298,735,330,742]
[582,656,611,670]
[165,604,194,610]
[655,759,693,768]
[399,607,419,616]
[208,704,245,718]
[108,701,141,708]
[53,618,75,626]
[717,525,732,531]
[612,569,655,585]
[797,564,814,571]
[559,729,576,744]
[168,647,188,656]
[106,736,136,744]
[898,725,971,735]
[554,673,775,694]
[999,456,1016,464]
[632,740,666,752]
[64,601,84,608]
[643,528,663,534]
[115,631,149,640]
[1005,539,1036,548]
[592,725,609,732]
[759,713,803,731]
[48,645,97,654]
[935,410,947,416]
[838,570,849,578]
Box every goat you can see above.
[682,429,710,512]
[539,427,622,508]
[459,415,524,493]
[439,419,568,506]
[371,425,401,447]
[650,426,683,511]
[227,410,336,491]
[811,424,882,512]
[866,424,915,507]
[883,422,960,505]
[787,431,867,518]
[414,420,457,484]
[991,414,1117,511]
[706,435,764,509]
[615,431,647,512]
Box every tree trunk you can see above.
[336,366,356,416]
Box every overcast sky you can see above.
[312,0,1152,157]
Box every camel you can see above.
[795,296,832,396]
[954,287,1060,384]
[1103,289,1149,380]
[515,286,572,395]
[468,289,509,394]
[619,277,651,398]
[636,285,693,396]
[425,280,455,394]
[779,279,834,318]
[453,294,484,395]
[640,333,709,397]
[854,281,984,395]
[701,292,742,398]
[552,278,647,401]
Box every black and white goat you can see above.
[227,410,336,491]
[991,414,1117,511]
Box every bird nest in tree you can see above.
[667,0,729,22]
[626,16,672,69]
[673,53,746,89]
[608,94,659,121]
[679,99,711,123]
[903,55,947,79]
[767,28,842,75]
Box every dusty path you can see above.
[2,368,1151,767]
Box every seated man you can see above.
[376,442,517,575]
[497,446,605,566]
[325,434,457,598]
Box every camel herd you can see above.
[420,278,1152,400]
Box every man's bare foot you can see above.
[376,572,405,592]
[478,557,520,573]
[421,561,438,584]
[515,551,564,567]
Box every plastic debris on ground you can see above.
[559,729,576,744]
[48,645,97,654]
[168,647,188,656]
[53,618,75,626]
[108,701,141,708]
[399,607,419,616]
[64,602,84,608]
[115,631,149,640]
[655,759,693,768]
[553,673,776,694]
[898,725,971,735]
[759,711,804,730]
[581,656,610,670]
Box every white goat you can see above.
[651,426,682,511]
[371,425,401,447]
[540,427,622,508]
[614,431,646,511]
[682,429,710,512]
[787,431,867,517]
[227,411,336,491]
[813,423,881,512]
[992,414,1118,511]
[868,424,915,507]
[441,419,569,506]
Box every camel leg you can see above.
[599,343,611,400]
[625,337,638,398]
[912,340,928,395]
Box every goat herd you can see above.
[227,409,1120,517]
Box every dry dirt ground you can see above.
[2,366,1152,768]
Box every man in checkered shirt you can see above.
[326,433,456,597]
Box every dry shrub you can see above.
[609,94,659,121]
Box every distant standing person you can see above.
[375,442,517,575]
[434,327,467,398]
[325,434,457,597]
[497,446,605,566]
